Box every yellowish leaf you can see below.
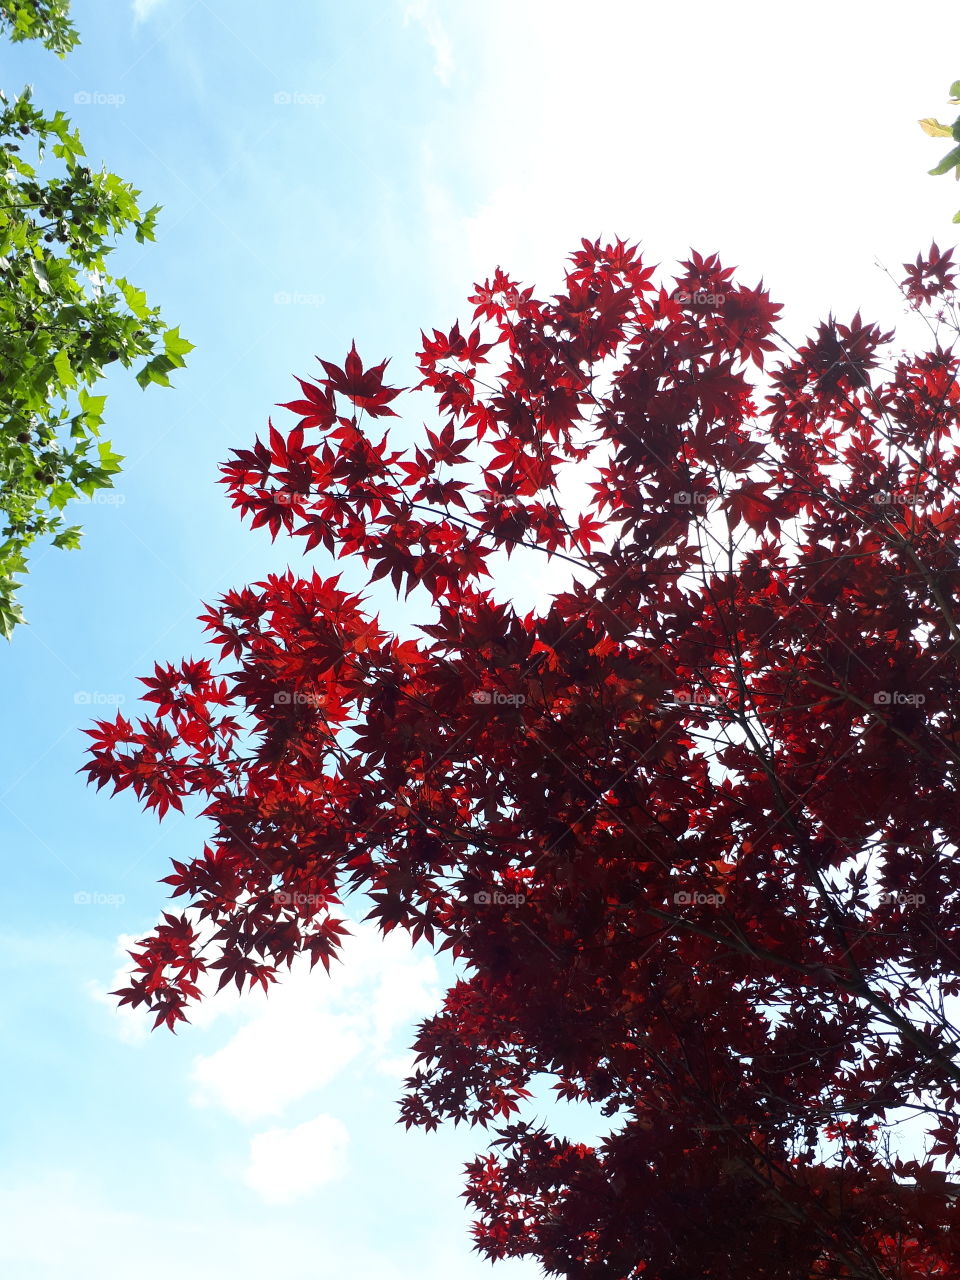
[919,117,954,138]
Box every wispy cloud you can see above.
[403,1,454,87]
[132,0,168,22]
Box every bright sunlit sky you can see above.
[1,2,959,1277]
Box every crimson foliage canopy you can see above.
[85,238,960,1278]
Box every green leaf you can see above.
[162,325,195,360]
[48,481,76,510]
[118,279,149,320]
[136,353,176,388]
[52,525,83,550]
[0,598,25,641]
[929,144,960,176]
[53,348,75,388]
[135,204,160,244]
[28,256,51,294]
[78,390,107,419]
[0,571,25,639]
[97,440,123,472]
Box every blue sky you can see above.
[1,1,959,1275]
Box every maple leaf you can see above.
[317,340,404,418]
[901,242,957,308]
[277,376,338,429]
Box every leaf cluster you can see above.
[0,24,192,636]
[919,79,960,224]
[0,0,78,56]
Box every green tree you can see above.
[0,1,191,638]
[919,78,960,223]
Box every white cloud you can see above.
[418,0,960,344]
[90,915,441,1122]
[375,1050,418,1078]
[86,933,153,1045]
[188,919,440,1121]
[244,1114,349,1203]
[132,0,167,20]
[403,1,454,87]
[190,993,366,1121]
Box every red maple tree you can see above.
[84,238,960,1278]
